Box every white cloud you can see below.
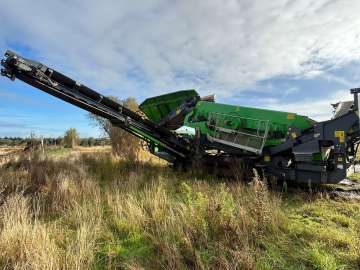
[283,86,300,97]
[263,89,353,121]
[1,0,360,99]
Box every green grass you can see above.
[0,151,359,269]
[45,146,73,157]
[349,173,360,184]
[257,195,360,269]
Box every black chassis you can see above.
[265,89,360,184]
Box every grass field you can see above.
[0,147,359,269]
[0,146,24,156]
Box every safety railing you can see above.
[207,112,269,154]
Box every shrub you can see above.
[63,128,80,148]
[89,97,140,163]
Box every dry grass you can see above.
[0,149,359,269]
[0,146,24,155]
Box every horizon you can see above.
[1,0,360,137]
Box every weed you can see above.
[0,150,359,269]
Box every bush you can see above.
[63,128,80,148]
[89,97,140,162]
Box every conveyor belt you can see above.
[1,50,192,161]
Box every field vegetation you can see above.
[0,148,359,269]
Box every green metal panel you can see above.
[139,90,199,123]
[140,89,316,150]
[184,101,316,147]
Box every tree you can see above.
[89,97,140,162]
[80,138,89,147]
[63,128,80,148]
[55,136,63,146]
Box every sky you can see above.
[1,0,360,137]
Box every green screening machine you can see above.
[2,50,360,184]
[140,89,315,154]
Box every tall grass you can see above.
[0,151,359,269]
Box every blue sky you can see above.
[1,0,360,138]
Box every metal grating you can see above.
[207,112,269,154]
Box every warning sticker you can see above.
[334,130,345,143]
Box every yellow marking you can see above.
[337,157,343,162]
[287,113,295,120]
[264,155,271,162]
[291,132,297,139]
[334,130,345,143]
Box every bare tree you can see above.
[89,97,141,162]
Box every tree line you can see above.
[0,136,110,147]
[1,96,141,162]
